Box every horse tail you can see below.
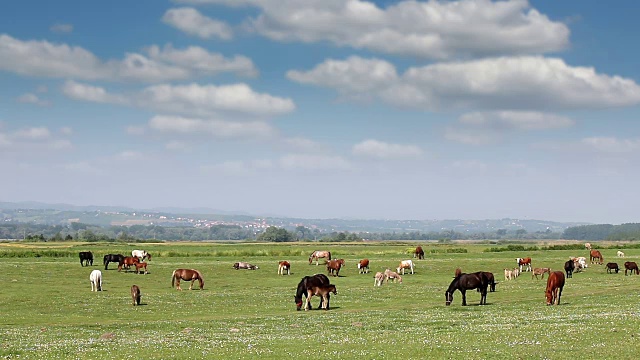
[454,268,462,278]
[171,270,176,287]
[327,251,331,260]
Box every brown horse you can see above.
[120,256,139,272]
[357,259,369,274]
[304,284,337,311]
[278,261,290,275]
[545,271,565,305]
[327,259,345,277]
[171,269,204,290]
[134,262,148,274]
[605,262,619,274]
[624,261,639,276]
[531,267,551,280]
[309,250,331,265]
[131,285,141,306]
[414,246,424,260]
[590,250,603,265]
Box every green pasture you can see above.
[1,242,639,359]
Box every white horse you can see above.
[90,270,102,291]
[132,250,151,261]
[617,251,625,258]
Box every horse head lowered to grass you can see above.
[171,269,204,290]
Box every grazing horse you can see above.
[624,261,639,276]
[545,271,565,305]
[512,267,520,278]
[414,246,425,260]
[171,269,204,290]
[384,269,403,283]
[590,250,603,265]
[121,256,140,272]
[481,272,496,292]
[326,259,345,277]
[89,270,102,292]
[103,254,125,270]
[617,251,625,258]
[131,285,141,306]
[374,272,385,287]
[134,262,148,274]
[233,262,258,270]
[516,257,532,272]
[585,242,592,251]
[79,251,93,267]
[131,250,151,261]
[295,274,330,310]
[278,261,290,275]
[309,250,331,265]
[305,284,337,311]
[357,259,370,274]
[564,260,575,278]
[445,271,489,306]
[397,260,414,275]
[531,267,551,280]
[504,268,513,281]
[606,262,619,274]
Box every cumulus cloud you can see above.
[352,139,423,159]
[289,56,640,111]
[0,34,254,82]
[175,0,569,59]
[63,81,293,117]
[0,126,71,151]
[148,115,275,139]
[162,7,233,40]
[17,93,50,106]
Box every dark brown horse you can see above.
[481,271,497,292]
[295,274,330,310]
[79,251,93,266]
[120,256,140,272]
[103,254,124,270]
[171,269,204,290]
[131,285,141,306]
[326,259,345,277]
[606,262,619,274]
[414,246,424,260]
[590,250,603,265]
[305,284,337,311]
[445,270,489,306]
[545,271,565,305]
[624,261,639,276]
[564,259,575,278]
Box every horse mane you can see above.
[454,268,462,278]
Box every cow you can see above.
[516,257,532,272]
[396,260,414,275]
[357,259,370,274]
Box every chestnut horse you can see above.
[590,250,603,265]
[414,246,424,260]
[120,256,140,272]
[295,274,330,310]
[357,259,369,274]
[309,250,331,265]
[171,269,204,290]
[445,270,489,306]
[304,284,337,311]
[134,262,148,274]
[131,285,141,306]
[545,271,565,305]
[327,259,345,277]
[624,261,639,276]
[278,261,290,275]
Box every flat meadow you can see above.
[0,241,639,359]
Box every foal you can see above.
[134,262,148,274]
[131,285,141,306]
[305,284,337,311]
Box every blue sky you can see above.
[2,0,640,223]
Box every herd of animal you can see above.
[80,243,636,310]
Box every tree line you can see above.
[562,223,640,241]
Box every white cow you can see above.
[396,260,414,275]
[90,270,102,292]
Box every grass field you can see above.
[0,241,639,359]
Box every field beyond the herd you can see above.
[1,241,639,360]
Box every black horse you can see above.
[79,251,93,267]
[103,254,125,270]
[445,271,489,306]
[564,259,575,278]
[295,274,330,311]
[481,271,497,292]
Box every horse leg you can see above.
[176,279,182,291]
[461,290,467,306]
[189,279,195,290]
[556,288,562,305]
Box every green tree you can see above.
[257,226,294,242]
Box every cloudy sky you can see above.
[2,0,640,223]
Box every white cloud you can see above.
[289,56,640,111]
[352,139,423,159]
[59,127,73,135]
[17,93,50,106]
[444,127,497,145]
[13,127,51,140]
[282,137,327,153]
[165,140,191,151]
[279,154,351,171]
[0,126,71,152]
[148,115,275,139]
[0,34,254,82]
[176,0,569,59]
[62,81,127,104]
[581,137,640,154]
[116,150,144,161]
[50,23,74,34]
[162,7,233,40]
[126,126,146,136]
[459,111,575,130]
[147,44,258,77]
